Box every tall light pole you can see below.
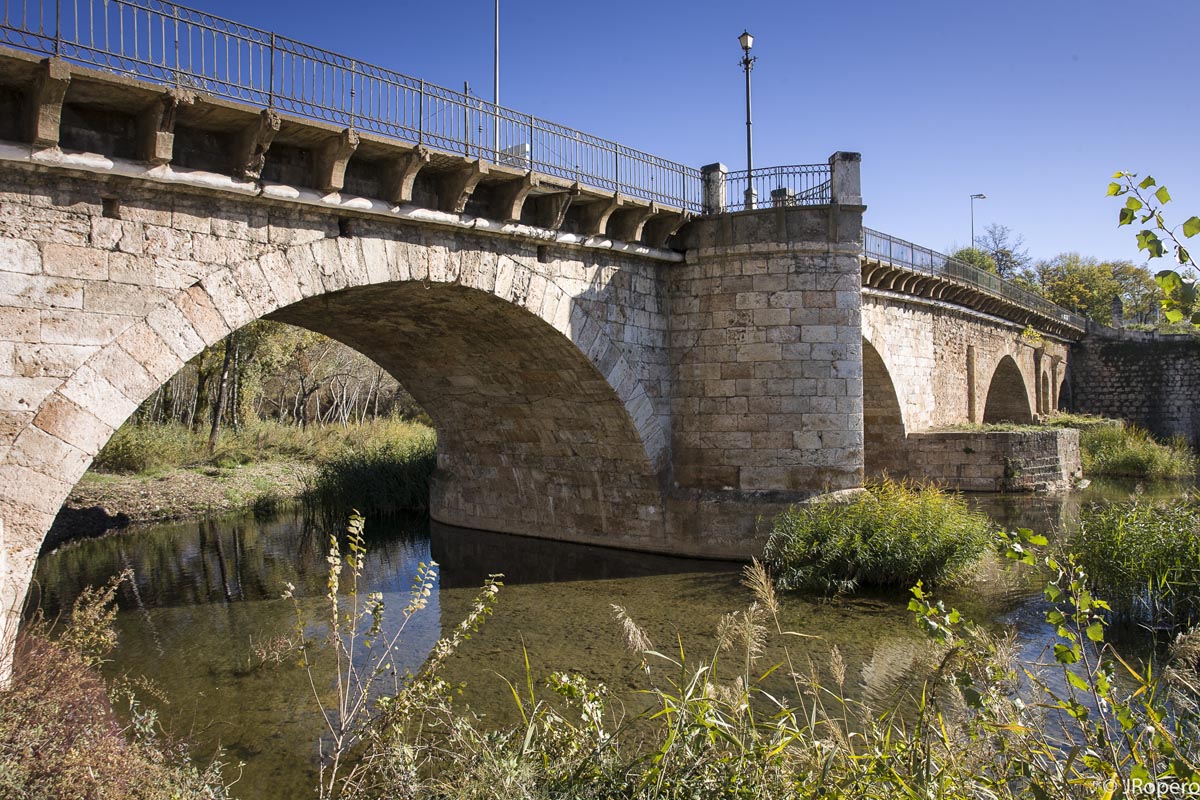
[739,30,756,209]
[493,0,500,158]
[970,193,986,249]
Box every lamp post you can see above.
[970,193,986,249]
[739,30,756,209]
[493,0,500,158]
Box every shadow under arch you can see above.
[268,281,666,546]
[862,337,907,476]
[983,355,1034,424]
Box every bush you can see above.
[0,572,232,799]
[762,479,994,595]
[93,424,206,473]
[1072,498,1200,628]
[1079,423,1195,479]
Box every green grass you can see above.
[302,427,437,521]
[1079,423,1195,479]
[762,479,994,595]
[92,419,434,474]
[1071,498,1200,628]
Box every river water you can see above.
[30,480,1186,799]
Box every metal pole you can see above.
[739,33,756,210]
[493,0,500,159]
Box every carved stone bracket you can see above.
[578,193,623,237]
[313,128,360,194]
[643,208,692,249]
[492,173,539,223]
[608,202,655,243]
[437,160,488,214]
[233,109,281,181]
[381,147,430,204]
[27,58,70,149]
[136,90,194,165]
[533,183,580,231]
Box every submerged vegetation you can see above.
[762,480,993,595]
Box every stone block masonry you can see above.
[905,429,1081,493]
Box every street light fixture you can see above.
[739,30,756,209]
[970,193,987,250]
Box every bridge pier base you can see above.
[665,170,866,550]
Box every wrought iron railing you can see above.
[0,0,705,210]
[863,228,1087,329]
[724,164,831,211]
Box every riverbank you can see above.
[48,460,313,548]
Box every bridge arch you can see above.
[0,214,671,655]
[862,336,907,476]
[982,355,1034,424]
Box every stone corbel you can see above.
[233,109,281,181]
[533,184,580,231]
[608,202,655,243]
[437,160,488,214]
[136,90,194,165]
[27,58,71,149]
[492,173,539,223]
[643,208,692,249]
[578,193,623,237]
[313,128,360,194]
[381,147,430,205]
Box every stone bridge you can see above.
[0,35,1086,674]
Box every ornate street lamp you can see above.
[739,30,756,209]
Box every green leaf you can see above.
[1155,186,1171,204]
[1126,197,1144,211]
[1156,269,1184,292]
[1112,171,1128,179]
[1165,308,1185,323]
[1086,622,1104,642]
[1184,216,1200,238]
[1067,671,1090,691]
[1177,246,1191,266]
[1139,175,1157,189]
[1106,182,1123,196]
[1119,208,1136,226]
[1054,643,1081,665]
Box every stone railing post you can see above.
[700,162,727,215]
[829,151,862,206]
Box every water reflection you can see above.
[30,479,1188,800]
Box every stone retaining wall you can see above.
[903,428,1081,492]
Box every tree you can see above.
[974,223,1032,279]
[1109,172,1200,324]
[1019,253,1157,324]
[949,247,997,274]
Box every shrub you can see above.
[1071,498,1200,628]
[0,572,232,799]
[1079,423,1195,479]
[762,479,993,595]
[93,424,206,473]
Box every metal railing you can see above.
[0,0,705,210]
[863,228,1086,329]
[724,164,831,211]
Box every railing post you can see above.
[418,80,424,145]
[53,0,62,55]
[828,151,862,206]
[528,113,534,172]
[268,33,276,107]
[700,162,727,215]
[613,142,619,193]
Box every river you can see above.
[29,479,1186,799]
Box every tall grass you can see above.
[93,419,435,474]
[302,427,437,521]
[1078,423,1195,479]
[1071,498,1200,629]
[762,479,994,595]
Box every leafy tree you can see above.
[1018,253,1157,324]
[974,223,1031,279]
[949,246,997,274]
[1109,172,1200,324]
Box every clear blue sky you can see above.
[194,0,1199,265]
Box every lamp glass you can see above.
[739,30,754,51]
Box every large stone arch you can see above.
[0,211,670,669]
[862,336,907,476]
[982,355,1034,424]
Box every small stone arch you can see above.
[983,355,1034,424]
[862,337,907,475]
